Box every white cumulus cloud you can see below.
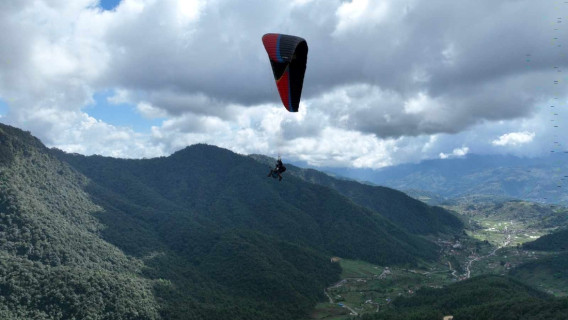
[492,131,536,147]
[439,146,469,159]
[0,0,564,169]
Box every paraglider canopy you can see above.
[262,33,308,112]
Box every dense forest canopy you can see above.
[0,123,452,319]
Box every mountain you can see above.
[54,144,440,265]
[510,229,568,297]
[360,275,568,320]
[523,228,568,251]
[0,124,160,319]
[0,124,344,319]
[0,122,451,319]
[251,154,463,235]
[510,253,568,297]
[323,154,568,205]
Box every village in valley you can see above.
[306,200,567,319]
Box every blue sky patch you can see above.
[0,98,9,117]
[85,90,162,133]
[99,0,121,11]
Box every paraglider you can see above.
[261,33,308,181]
[262,33,308,112]
[267,157,286,181]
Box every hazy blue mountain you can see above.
[322,154,568,205]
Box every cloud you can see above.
[439,146,469,159]
[333,0,390,36]
[176,0,204,24]
[492,131,536,146]
[0,0,565,169]
[95,0,557,128]
[136,102,169,119]
[20,108,159,158]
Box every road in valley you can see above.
[325,280,361,316]
[465,234,511,278]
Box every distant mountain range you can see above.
[322,154,568,205]
[0,123,462,320]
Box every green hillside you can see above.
[0,124,160,319]
[510,253,568,297]
[1,123,445,319]
[523,229,568,251]
[251,155,463,235]
[54,144,438,265]
[360,275,568,320]
[0,124,339,319]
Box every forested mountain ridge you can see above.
[0,124,343,319]
[250,154,463,235]
[360,275,568,320]
[0,124,160,319]
[1,122,451,319]
[510,253,568,296]
[53,144,439,265]
[523,228,568,251]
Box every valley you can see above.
[306,198,568,319]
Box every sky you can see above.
[0,0,566,168]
